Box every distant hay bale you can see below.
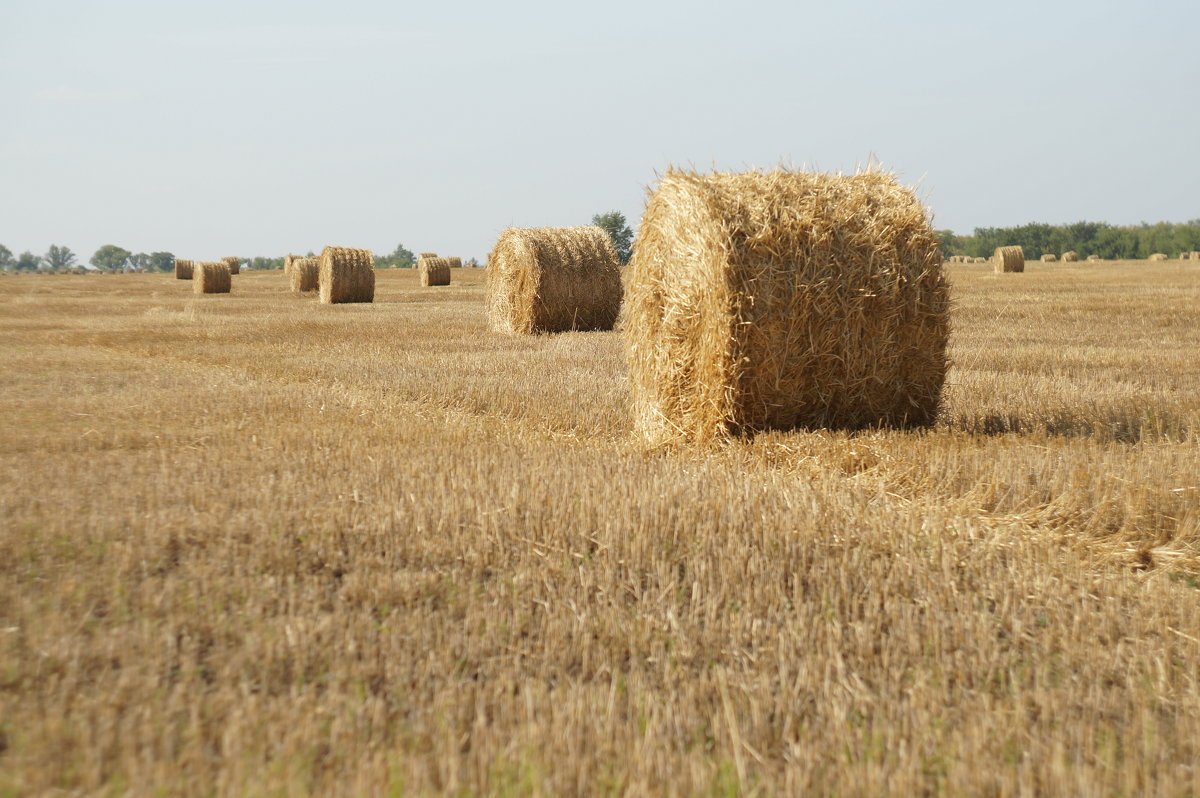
[1062,251,1078,262]
[419,252,437,259]
[625,167,949,445]
[174,259,194,280]
[1086,254,1101,261]
[487,226,622,335]
[993,246,1025,273]
[222,256,240,275]
[418,255,451,287]
[1191,251,1200,260]
[445,256,463,269]
[290,257,319,292]
[1148,253,1168,261]
[283,254,302,276]
[1040,253,1058,263]
[973,257,987,263]
[193,262,231,294]
[318,246,374,303]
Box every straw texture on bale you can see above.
[1041,254,1058,262]
[318,246,375,303]
[445,256,463,269]
[283,254,302,276]
[487,226,622,335]
[290,257,319,293]
[419,252,438,259]
[1062,251,1078,262]
[1148,253,1168,261]
[624,167,949,446]
[994,246,1025,273]
[174,259,194,280]
[1191,252,1200,260]
[221,256,240,275]
[418,255,451,287]
[193,262,231,294]
[973,257,987,263]
[1087,254,1102,261]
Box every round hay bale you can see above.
[1061,251,1078,262]
[418,255,451,287]
[993,246,1025,273]
[1191,251,1200,260]
[221,256,240,275]
[318,246,375,304]
[445,256,463,269]
[290,257,319,293]
[1040,253,1058,263]
[1148,253,1168,261]
[174,259,194,280]
[624,167,949,445]
[971,257,984,263]
[283,254,302,276]
[487,226,622,335]
[194,262,231,294]
[1086,254,1101,261]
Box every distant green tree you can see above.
[90,244,132,272]
[15,251,40,271]
[378,243,415,269]
[592,211,634,264]
[42,244,77,271]
[147,252,175,273]
[0,244,13,271]
[128,252,151,272]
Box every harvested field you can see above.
[1,262,1199,795]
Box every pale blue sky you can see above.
[1,0,1196,264]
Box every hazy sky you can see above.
[2,0,1197,264]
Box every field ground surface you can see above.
[1,262,1199,795]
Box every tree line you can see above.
[0,211,632,273]
[937,220,1200,260]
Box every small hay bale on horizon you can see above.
[1148,253,1168,261]
[290,257,319,293]
[222,256,240,275]
[418,255,451,286]
[194,262,231,294]
[174,259,194,280]
[1040,254,1058,263]
[973,257,986,263]
[1062,251,1078,262]
[487,226,622,335]
[994,246,1025,273]
[1191,251,1200,260]
[319,246,374,303]
[624,167,949,446]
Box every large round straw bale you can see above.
[418,255,451,286]
[1061,251,1078,262]
[487,226,622,334]
[624,167,949,445]
[194,262,231,294]
[290,257,319,292]
[445,256,463,269]
[221,256,240,275]
[174,259,194,280]
[1148,253,1168,261]
[993,246,1025,273]
[1040,253,1058,262]
[318,246,375,303]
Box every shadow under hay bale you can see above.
[194,262,231,294]
[994,246,1025,273]
[418,255,451,286]
[624,167,949,446]
[174,259,194,280]
[319,246,374,304]
[487,226,622,334]
[290,257,319,292]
